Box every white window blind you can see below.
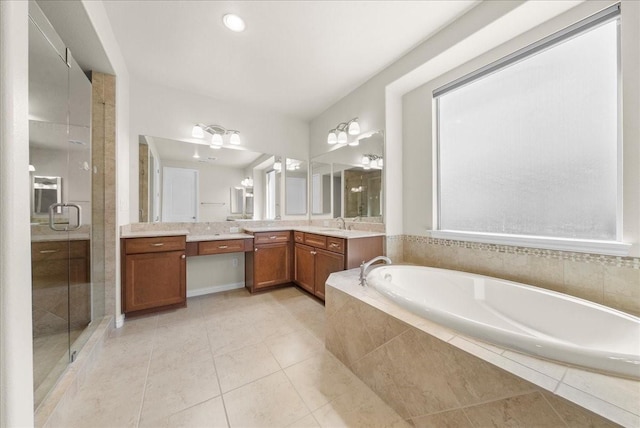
[435,6,620,242]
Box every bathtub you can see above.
[366,265,640,380]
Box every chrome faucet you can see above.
[359,256,392,286]
[336,217,346,230]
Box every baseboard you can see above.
[115,313,125,328]
[187,282,245,298]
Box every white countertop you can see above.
[244,225,385,240]
[120,230,190,239]
[31,233,91,242]
[326,269,640,428]
[186,233,254,242]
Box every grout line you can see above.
[205,323,232,428]
[134,317,159,428]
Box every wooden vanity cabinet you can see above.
[121,235,186,315]
[294,233,345,300]
[294,233,384,301]
[245,231,292,293]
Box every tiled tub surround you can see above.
[387,235,640,316]
[325,270,640,427]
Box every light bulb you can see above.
[274,161,282,172]
[337,130,347,144]
[229,132,241,145]
[327,131,337,145]
[361,156,370,165]
[192,125,204,138]
[29,164,36,172]
[348,119,360,135]
[223,14,246,32]
[211,133,223,146]
[370,159,378,169]
[377,158,383,168]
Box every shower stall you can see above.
[28,1,105,409]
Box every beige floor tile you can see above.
[287,413,321,427]
[312,380,409,428]
[266,328,325,368]
[224,371,310,427]
[140,396,229,428]
[215,342,281,392]
[284,352,361,411]
[140,353,221,423]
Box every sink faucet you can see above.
[359,256,392,286]
[336,217,346,230]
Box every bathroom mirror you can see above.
[310,131,384,222]
[284,158,307,216]
[138,135,276,222]
[32,175,62,215]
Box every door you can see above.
[294,243,315,294]
[254,242,290,289]
[29,2,94,409]
[162,167,198,222]
[314,249,345,300]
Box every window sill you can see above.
[427,230,631,257]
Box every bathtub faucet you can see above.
[359,256,392,286]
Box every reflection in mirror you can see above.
[311,162,331,215]
[285,158,307,216]
[310,131,384,222]
[33,176,62,215]
[265,156,282,220]
[138,135,273,222]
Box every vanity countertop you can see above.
[243,226,385,240]
[31,233,91,243]
[120,230,190,239]
[186,233,254,242]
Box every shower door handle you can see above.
[48,203,82,231]
[66,203,82,231]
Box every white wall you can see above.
[129,77,310,222]
[0,1,34,425]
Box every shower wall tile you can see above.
[399,235,640,316]
[462,392,566,427]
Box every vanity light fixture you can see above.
[223,13,246,32]
[361,154,383,170]
[29,164,36,172]
[241,177,253,187]
[193,123,242,148]
[327,117,360,145]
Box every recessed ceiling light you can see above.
[223,14,245,32]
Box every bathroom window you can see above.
[434,5,625,253]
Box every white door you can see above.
[162,167,198,222]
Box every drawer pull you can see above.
[269,236,277,239]
[218,245,228,249]
[181,254,186,259]
[330,243,339,248]
[311,251,317,255]
[39,249,58,254]
[150,243,164,247]
[255,248,259,252]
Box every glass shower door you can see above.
[28,3,93,409]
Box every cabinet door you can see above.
[124,250,186,313]
[294,243,315,294]
[314,248,345,300]
[254,242,291,289]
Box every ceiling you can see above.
[102,1,479,120]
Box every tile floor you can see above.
[50,286,409,427]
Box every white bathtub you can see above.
[366,265,640,380]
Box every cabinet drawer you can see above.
[125,236,186,254]
[326,237,345,254]
[199,239,250,255]
[32,240,88,261]
[294,231,305,243]
[254,231,290,244]
[304,233,326,249]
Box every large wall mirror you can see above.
[310,131,384,222]
[138,135,278,222]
